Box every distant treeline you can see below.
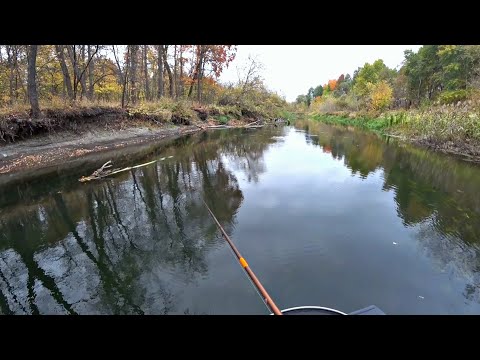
[296,45,480,113]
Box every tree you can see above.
[142,45,150,101]
[296,94,307,105]
[370,80,393,111]
[328,79,337,91]
[87,45,95,100]
[157,45,164,98]
[403,46,441,103]
[163,45,174,98]
[353,59,397,106]
[128,45,139,104]
[306,87,314,106]
[237,54,264,100]
[54,45,73,99]
[27,45,40,118]
[335,73,352,96]
[188,45,236,101]
[313,84,323,98]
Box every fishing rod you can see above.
[203,200,283,315]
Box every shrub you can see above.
[438,90,469,105]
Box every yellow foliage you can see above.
[370,81,393,111]
[311,96,324,109]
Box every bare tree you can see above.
[27,45,40,118]
[5,46,14,104]
[80,46,87,99]
[237,54,264,100]
[54,45,74,100]
[66,45,99,100]
[143,45,150,101]
[157,45,164,98]
[112,45,129,108]
[162,45,174,98]
[179,46,184,98]
[129,45,139,104]
[173,45,177,99]
[197,45,205,102]
[122,47,130,108]
[87,45,95,100]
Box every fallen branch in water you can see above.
[79,159,164,182]
[204,124,265,130]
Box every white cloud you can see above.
[219,45,422,102]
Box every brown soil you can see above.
[0,120,201,175]
[0,106,263,176]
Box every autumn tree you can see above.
[328,79,337,91]
[370,80,393,111]
[353,59,396,99]
[187,45,237,102]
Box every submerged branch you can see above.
[79,159,162,182]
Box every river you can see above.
[1,121,479,314]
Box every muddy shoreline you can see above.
[0,123,202,177]
[384,133,480,164]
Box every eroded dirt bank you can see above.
[0,123,201,176]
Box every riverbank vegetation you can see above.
[295,45,480,158]
[0,45,293,143]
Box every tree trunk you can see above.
[179,46,184,98]
[162,46,174,98]
[6,46,14,104]
[121,47,130,108]
[27,45,40,118]
[157,45,164,98]
[80,46,87,99]
[143,45,150,101]
[173,45,177,99]
[129,45,138,104]
[417,78,422,103]
[197,46,205,102]
[66,45,81,100]
[87,45,95,100]
[13,46,19,102]
[188,46,203,98]
[54,45,74,100]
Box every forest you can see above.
[295,45,480,155]
[0,45,291,143]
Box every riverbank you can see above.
[0,122,202,176]
[308,109,480,163]
[0,101,290,175]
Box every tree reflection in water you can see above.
[0,128,282,314]
[296,119,480,304]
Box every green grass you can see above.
[311,107,480,145]
[215,115,230,124]
[311,114,391,132]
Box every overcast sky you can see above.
[218,45,422,102]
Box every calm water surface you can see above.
[1,121,480,314]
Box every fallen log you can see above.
[205,124,265,130]
[79,159,164,182]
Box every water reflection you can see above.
[0,128,282,314]
[296,120,480,306]
[1,121,480,314]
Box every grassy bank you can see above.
[307,106,480,161]
[310,113,391,132]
